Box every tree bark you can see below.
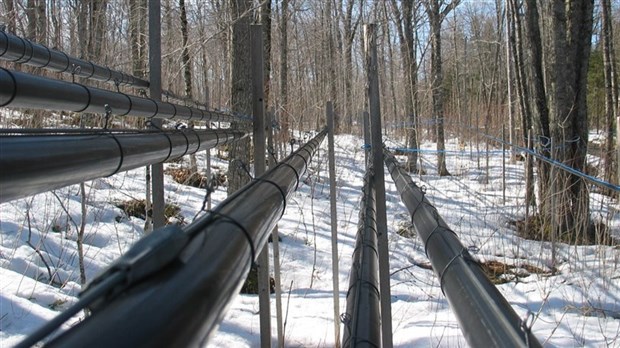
[227,0,253,195]
[537,0,593,238]
[425,0,460,176]
[391,0,420,173]
[279,0,289,156]
[601,0,618,188]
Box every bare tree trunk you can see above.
[179,0,198,173]
[261,0,272,109]
[425,0,460,176]
[509,0,535,208]
[35,0,46,44]
[3,0,17,33]
[391,0,421,173]
[279,0,289,155]
[326,0,339,132]
[227,0,253,195]
[601,0,618,188]
[538,0,593,238]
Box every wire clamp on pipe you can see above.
[252,178,288,218]
[71,64,81,83]
[206,210,257,268]
[267,146,278,164]
[438,248,477,295]
[276,162,300,190]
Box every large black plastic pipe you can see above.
[384,149,541,347]
[343,170,381,347]
[0,30,149,87]
[44,129,327,348]
[0,68,245,123]
[0,129,246,203]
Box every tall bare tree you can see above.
[601,0,618,188]
[391,0,421,173]
[227,0,253,195]
[424,0,461,176]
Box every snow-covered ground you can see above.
[1,133,619,347]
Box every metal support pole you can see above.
[363,110,371,167]
[365,23,393,348]
[149,0,165,230]
[502,127,506,204]
[251,24,271,348]
[327,101,341,348]
[268,110,284,348]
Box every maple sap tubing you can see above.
[0,30,147,87]
[0,130,244,203]
[0,68,241,122]
[342,170,381,347]
[383,149,541,348]
[44,130,327,348]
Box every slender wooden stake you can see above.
[251,24,271,348]
[149,0,165,230]
[327,101,341,348]
[365,23,393,348]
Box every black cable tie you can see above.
[193,129,201,153]
[438,248,476,296]
[106,133,125,177]
[206,210,257,268]
[252,178,287,218]
[276,162,300,190]
[291,152,309,172]
[57,49,70,73]
[161,131,173,162]
[73,83,91,113]
[177,129,190,158]
[71,63,81,83]
[1,69,18,107]
[25,39,35,64]
[86,61,95,79]
[40,44,52,69]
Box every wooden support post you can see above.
[365,23,393,348]
[149,0,165,230]
[251,24,271,348]
[327,101,341,348]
